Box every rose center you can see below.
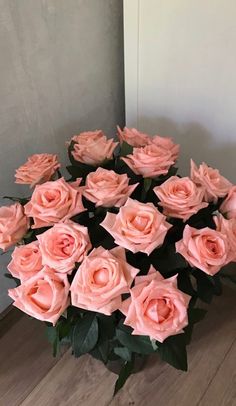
[131,215,149,231]
[173,184,190,197]
[30,282,53,310]
[93,268,109,286]
[206,238,219,255]
[58,234,75,256]
[145,299,170,323]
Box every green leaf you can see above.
[149,244,187,276]
[143,178,152,192]
[114,347,132,362]
[97,314,116,341]
[212,274,222,296]
[46,325,59,357]
[53,336,60,357]
[221,273,236,290]
[4,273,21,286]
[184,307,207,345]
[158,334,188,371]
[46,325,57,344]
[90,340,109,364]
[193,270,215,303]
[114,358,134,396]
[3,196,30,205]
[116,327,155,355]
[90,314,116,364]
[120,141,133,157]
[66,165,82,180]
[57,319,71,341]
[177,269,196,296]
[72,313,98,357]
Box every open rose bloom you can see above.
[69,130,118,166]
[1,127,235,393]
[15,153,61,188]
[120,266,190,343]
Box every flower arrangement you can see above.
[2,127,236,395]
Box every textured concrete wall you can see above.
[0,0,124,311]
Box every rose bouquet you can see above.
[2,127,236,395]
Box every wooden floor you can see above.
[1,287,236,406]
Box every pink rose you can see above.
[37,220,91,274]
[0,203,29,250]
[152,135,180,161]
[24,177,85,228]
[214,214,236,262]
[190,159,232,203]
[101,198,172,255]
[154,176,208,221]
[8,266,70,325]
[70,130,118,165]
[8,241,42,281]
[176,225,229,275]
[220,186,236,219]
[15,154,60,188]
[117,126,150,147]
[70,246,139,315]
[120,266,190,343]
[83,167,138,207]
[122,143,174,178]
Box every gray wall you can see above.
[0,0,125,312]
[124,0,236,182]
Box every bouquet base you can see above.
[106,356,146,375]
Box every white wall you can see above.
[0,0,124,312]
[124,0,236,181]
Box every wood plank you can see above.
[198,337,236,406]
[21,351,116,406]
[0,309,59,406]
[21,287,236,406]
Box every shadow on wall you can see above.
[139,116,236,182]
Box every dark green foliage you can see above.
[116,324,156,355]
[71,313,98,357]
[113,356,134,396]
[158,333,188,371]
[4,273,21,287]
[3,195,30,205]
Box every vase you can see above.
[106,356,146,375]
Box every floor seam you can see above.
[19,348,70,406]
[195,335,236,406]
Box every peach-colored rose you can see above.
[176,225,229,275]
[37,220,91,274]
[220,186,236,219]
[120,266,190,343]
[0,203,29,251]
[214,214,236,262]
[24,177,85,228]
[15,154,60,188]
[83,167,138,207]
[70,130,118,166]
[190,159,232,203]
[101,198,172,255]
[70,246,139,315]
[154,176,208,221]
[117,126,150,147]
[8,266,70,325]
[122,143,174,178]
[8,241,42,281]
[152,135,180,161]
